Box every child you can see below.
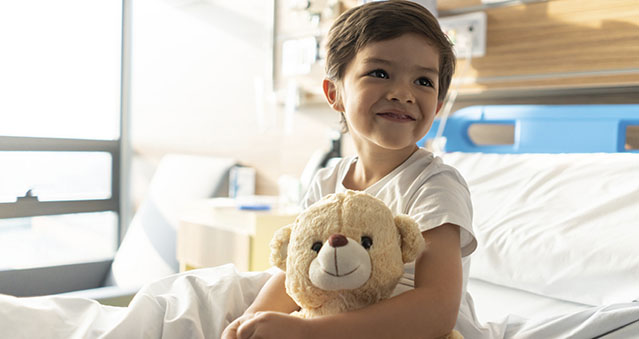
[222,1,477,338]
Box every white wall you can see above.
[129,0,341,200]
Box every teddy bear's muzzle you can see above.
[308,234,372,291]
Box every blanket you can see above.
[1,264,637,338]
[0,265,273,338]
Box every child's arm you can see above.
[246,270,300,314]
[233,223,463,339]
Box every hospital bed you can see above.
[419,104,639,338]
[0,104,637,338]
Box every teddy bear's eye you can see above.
[361,236,373,250]
[311,241,323,253]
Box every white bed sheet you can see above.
[457,279,639,339]
[1,265,638,339]
[441,152,639,306]
[467,277,593,324]
[0,265,274,339]
[442,151,639,338]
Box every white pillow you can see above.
[107,154,236,288]
[442,152,639,306]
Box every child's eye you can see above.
[367,69,388,79]
[415,77,434,87]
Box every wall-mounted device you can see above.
[438,11,487,58]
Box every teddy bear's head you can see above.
[270,190,424,317]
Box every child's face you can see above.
[325,33,443,153]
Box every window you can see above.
[0,0,126,295]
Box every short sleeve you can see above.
[301,175,322,210]
[299,161,343,210]
[408,170,477,257]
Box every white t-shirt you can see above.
[301,147,477,297]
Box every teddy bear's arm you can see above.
[270,224,292,271]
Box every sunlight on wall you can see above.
[130,0,340,195]
[130,0,275,148]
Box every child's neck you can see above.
[344,144,418,191]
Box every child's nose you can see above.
[387,82,415,103]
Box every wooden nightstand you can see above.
[177,198,298,272]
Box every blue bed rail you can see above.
[418,105,639,153]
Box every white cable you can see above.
[431,27,474,155]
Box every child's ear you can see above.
[322,78,344,112]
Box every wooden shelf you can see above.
[275,0,639,103]
[453,0,639,94]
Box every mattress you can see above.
[467,278,592,324]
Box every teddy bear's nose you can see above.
[328,234,348,247]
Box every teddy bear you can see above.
[270,190,463,339]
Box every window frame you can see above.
[0,0,131,297]
[0,136,120,221]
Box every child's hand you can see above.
[222,311,309,339]
[221,313,255,339]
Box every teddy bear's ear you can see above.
[394,214,425,263]
[269,224,292,271]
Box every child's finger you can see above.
[220,319,240,339]
[222,313,253,339]
[236,316,258,339]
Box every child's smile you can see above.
[376,109,416,122]
[337,33,442,155]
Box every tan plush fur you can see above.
[270,190,463,339]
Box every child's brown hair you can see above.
[325,0,456,130]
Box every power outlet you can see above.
[439,11,487,58]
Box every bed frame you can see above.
[418,105,639,153]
